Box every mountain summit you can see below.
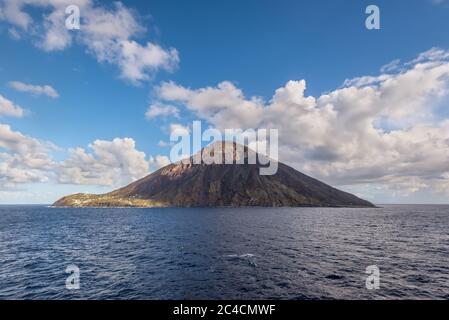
[53,141,374,208]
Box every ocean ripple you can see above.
[0,205,449,300]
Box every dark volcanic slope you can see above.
[53,142,374,208]
[111,162,373,207]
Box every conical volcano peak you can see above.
[53,139,375,208]
[202,140,243,150]
[190,140,258,165]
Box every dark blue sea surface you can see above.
[0,205,448,300]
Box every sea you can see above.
[0,205,448,300]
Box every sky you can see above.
[0,0,449,204]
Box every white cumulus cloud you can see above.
[149,155,171,170]
[154,48,449,197]
[0,124,54,188]
[9,81,59,98]
[145,103,180,119]
[0,0,179,84]
[0,95,25,117]
[169,123,190,137]
[58,138,151,186]
[1,125,170,190]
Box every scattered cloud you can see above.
[58,138,150,186]
[9,81,59,98]
[169,123,190,137]
[0,0,179,84]
[145,103,180,119]
[158,140,174,147]
[8,27,21,40]
[0,124,54,188]
[0,95,25,117]
[408,48,449,66]
[431,0,448,6]
[0,125,168,189]
[149,155,170,170]
[157,81,265,129]
[380,59,401,73]
[57,138,170,186]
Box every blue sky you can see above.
[1,0,449,204]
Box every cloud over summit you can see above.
[154,48,449,196]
